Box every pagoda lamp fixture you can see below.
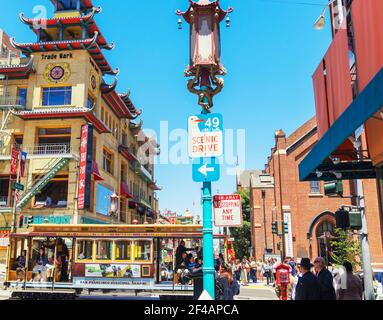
[314,0,337,30]
[316,170,323,178]
[178,18,182,30]
[176,0,233,113]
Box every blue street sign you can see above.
[192,157,220,182]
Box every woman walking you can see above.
[240,257,250,286]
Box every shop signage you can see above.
[188,113,223,158]
[213,194,242,227]
[78,124,94,210]
[41,53,73,60]
[10,146,19,176]
[283,212,294,258]
[23,215,71,225]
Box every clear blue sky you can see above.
[0,0,333,217]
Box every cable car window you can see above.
[77,240,94,260]
[115,240,132,261]
[95,240,112,261]
[133,240,151,262]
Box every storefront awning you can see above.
[299,67,383,181]
[91,161,103,181]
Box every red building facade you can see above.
[238,117,383,268]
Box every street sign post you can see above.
[192,157,220,182]
[188,113,223,158]
[12,182,24,191]
[213,194,242,227]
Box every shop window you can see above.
[310,181,321,194]
[133,240,151,262]
[77,240,94,261]
[95,240,112,260]
[42,86,72,106]
[102,148,113,174]
[115,240,131,261]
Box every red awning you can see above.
[352,0,383,165]
[91,161,103,181]
[121,182,134,199]
[324,28,353,124]
[313,61,330,138]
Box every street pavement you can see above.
[236,282,278,300]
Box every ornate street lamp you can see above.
[176,0,233,300]
[109,192,119,224]
[177,0,233,113]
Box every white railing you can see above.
[0,197,9,208]
[0,96,25,107]
[23,143,72,156]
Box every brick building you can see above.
[237,116,383,268]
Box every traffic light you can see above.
[282,222,289,235]
[27,216,34,225]
[349,209,362,230]
[272,222,278,235]
[335,209,350,230]
[324,181,344,197]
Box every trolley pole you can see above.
[202,181,215,299]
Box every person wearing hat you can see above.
[314,256,336,300]
[294,258,320,300]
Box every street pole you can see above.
[262,190,268,254]
[355,179,375,300]
[202,181,215,298]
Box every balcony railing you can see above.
[0,96,25,108]
[0,197,9,208]
[1,144,73,157]
[24,143,72,156]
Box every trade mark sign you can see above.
[213,194,242,227]
[188,113,223,158]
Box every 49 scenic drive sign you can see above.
[188,113,223,158]
[213,194,242,227]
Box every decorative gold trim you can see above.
[44,63,71,84]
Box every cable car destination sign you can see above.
[188,113,223,158]
[213,194,242,227]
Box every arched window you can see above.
[316,220,335,238]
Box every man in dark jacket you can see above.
[314,257,336,300]
[295,258,320,300]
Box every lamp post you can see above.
[109,192,119,224]
[177,0,232,300]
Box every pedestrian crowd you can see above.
[219,254,375,300]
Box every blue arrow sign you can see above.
[192,157,220,182]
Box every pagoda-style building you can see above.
[0,0,161,232]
